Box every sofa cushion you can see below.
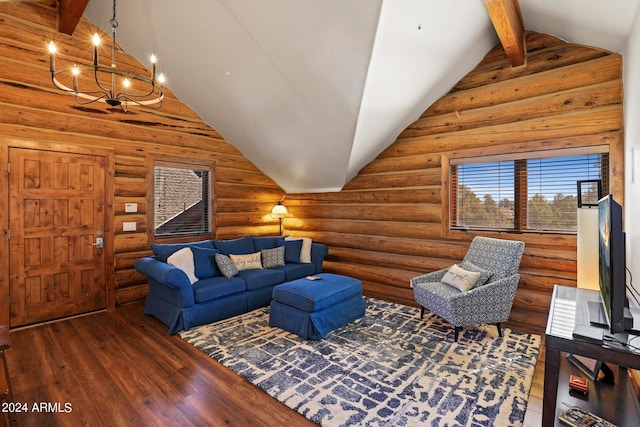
[277,262,316,281]
[215,254,239,278]
[166,247,198,284]
[192,276,246,304]
[213,236,256,255]
[237,268,286,291]
[277,239,303,263]
[253,236,285,250]
[261,246,285,269]
[230,252,263,271]
[285,237,312,263]
[151,239,214,262]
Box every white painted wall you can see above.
[623,5,640,307]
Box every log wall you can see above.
[285,32,624,335]
[0,1,284,325]
[0,3,625,336]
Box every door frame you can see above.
[0,137,115,328]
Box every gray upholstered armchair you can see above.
[411,236,525,342]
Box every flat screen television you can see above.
[597,194,632,333]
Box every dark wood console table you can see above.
[544,285,640,426]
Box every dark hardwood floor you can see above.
[5,301,637,427]
[6,302,315,426]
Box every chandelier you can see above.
[48,0,165,112]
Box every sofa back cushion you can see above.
[253,235,285,250]
[151,239,214,262]
[213,236,256,255]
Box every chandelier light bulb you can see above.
[92,33,101,46]
[71,66,80,76]
[48,41,56,54]
[123,78,131,88]
[158,73,166,84]
[150,54,157,64]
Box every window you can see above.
[154,163,211,237]
[449,148,609,233]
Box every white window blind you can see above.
[450,149,609,233]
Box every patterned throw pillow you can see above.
[167,247,198,285]
[229,252,263,271]
[215,253,239,278]
[261,246,285,268]
[459,260,494,287]
[441,264,481,292]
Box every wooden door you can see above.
[9,148,107,327]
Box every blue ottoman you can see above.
[269,273,365,340]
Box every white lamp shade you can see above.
[271,203,289,218]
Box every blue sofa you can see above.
[135,235,328,334]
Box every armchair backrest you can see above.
[462,236,525,280]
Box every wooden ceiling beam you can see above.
[484,0,526,67]
[57,0,89,36]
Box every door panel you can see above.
[9,148,106,327]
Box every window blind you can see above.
[154,165,211,237]
[450,150,609,233]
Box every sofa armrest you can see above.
[449,274,520,322]
[134,257,195,307]
[410,267,449,288]
[310,242,329,273]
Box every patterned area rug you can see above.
[180,297,541,426]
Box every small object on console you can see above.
[558,405,617,427]
[569,374,588,394]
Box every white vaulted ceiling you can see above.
[83,0,640,193]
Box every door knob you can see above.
[92,237,104,249]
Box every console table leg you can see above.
[543,347,561,426]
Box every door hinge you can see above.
[6,162,9,174]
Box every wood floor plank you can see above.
[1,301,557,426]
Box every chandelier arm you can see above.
[119,93,165,109]
[51,74,109,104]
[114,74,163,100]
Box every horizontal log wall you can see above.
[0,1,284,324]
[285,32,624,335]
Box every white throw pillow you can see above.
[230,252,263,271]
[441,264,481,292]
[167,247,198,285]
[285,236,312,263]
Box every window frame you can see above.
[148,155,215,242]
[443,144,614,237]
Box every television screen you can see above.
[597,194,629,333]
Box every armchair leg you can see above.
[496,323,502,337]
[454,326,462,342]
[420,306,425,320]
